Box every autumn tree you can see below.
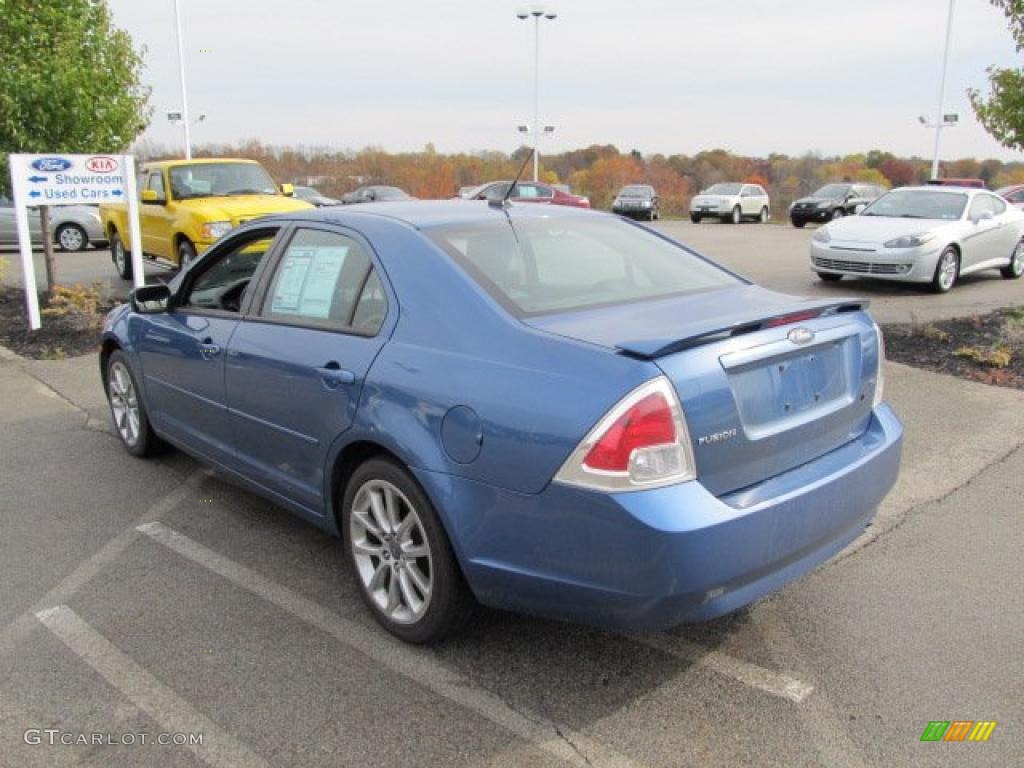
[969,0,1024,150]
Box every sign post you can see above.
[8,153,142,329]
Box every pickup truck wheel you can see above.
[177,240,197,269]
[111,232,132,280]
[56,223,88,252]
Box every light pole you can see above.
[172,0,193,159]
[516,6,557,182]
[929,0,956,180]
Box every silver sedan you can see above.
[809,186,1024,293]
[0,200,107,251]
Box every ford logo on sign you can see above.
[30,157,72,173]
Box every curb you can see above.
[0,342,26,363]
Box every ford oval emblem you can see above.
[788,327,815,346]
[30,157,72,173]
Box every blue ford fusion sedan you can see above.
[100,201,902,643]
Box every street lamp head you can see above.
[918,116,927,125]
[515,9,530,19]
[517,125,530,134]
[544,11,557,19]
[543,125,555,134]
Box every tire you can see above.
[1000,237,1024,279]
[729,206,742,224]
[759,207,769,223]
[931,246,959,293]
[690,214,701,224]
[56,223,88,252]
[177,239,197,269]
[111,231,132,280]
[831,208,844,220]
[816,272,843,283]
[106,351,163,457]
[343,458,474,643]
[792,219,806,228]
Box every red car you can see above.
[464,180,590,208]
[996,184,1024,210]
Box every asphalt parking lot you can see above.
[1,220,1021,766]
[5,217,1023,324]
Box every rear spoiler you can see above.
[615,299,868,359]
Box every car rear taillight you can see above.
[764,310,822,328]
[554,377,696,491]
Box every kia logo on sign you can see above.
[85,156,118,173]
[30,157,72,173]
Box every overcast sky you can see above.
[107,0,1022,161]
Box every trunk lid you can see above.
[525,286,881,497]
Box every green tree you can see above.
[969,1,1024,150]
[1,0,150,290]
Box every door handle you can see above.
[316,361,356,388]
[199,337,221,360]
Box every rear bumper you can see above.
[416,404,902,631]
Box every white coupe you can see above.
[809,186,1024,293]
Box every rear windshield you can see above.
[427,217,740,316]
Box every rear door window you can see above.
[260,228,385,333]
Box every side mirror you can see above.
[280,183,294,197]
[141,189,165,204]
[130,283,172,314]
[973,210,995,224]
[854,204,867,214]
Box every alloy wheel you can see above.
[58,225,86,251]
[350,479,433,624]
[108,361,140,447]
[1012,240,1024,277]
[937,250,957,291]
[113,238,126,274]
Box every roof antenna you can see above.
[490,148,535,209]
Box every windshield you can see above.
[428,217,740,316]
[619,186,652,198]
[169,163,278,200]
[704,183,742,195]
[861,189,967,221]
[812,184,851,199]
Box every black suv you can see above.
[611,185,659,221]
[789,183,885,227]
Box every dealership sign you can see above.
[12,153,129,204]
[8,153,143,330]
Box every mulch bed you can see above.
[882,308,1024,390]
[0,285,115,359]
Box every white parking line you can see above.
[35,605,271,768]
[0,469,209,660]
[137,521,643,768]
[631,632,815,704]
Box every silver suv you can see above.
[690,183,771,224]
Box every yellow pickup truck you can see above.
[100,158,313,279]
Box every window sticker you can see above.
[270,245,348,319]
